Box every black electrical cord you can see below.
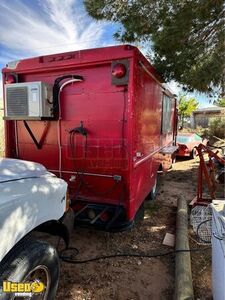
[53,75,83,115]
[59,246,211,265]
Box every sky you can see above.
[0,0,213,108]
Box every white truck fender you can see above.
[0,158,68,262]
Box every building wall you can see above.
[193,109,225,128]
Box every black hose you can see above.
[59,246,211,265]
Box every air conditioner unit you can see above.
[4,82,54,120]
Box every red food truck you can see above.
[2,45,177,230]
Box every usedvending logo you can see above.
[1,280,45,297]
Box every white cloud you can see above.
[0,0,112,57]
[0,0,114,100]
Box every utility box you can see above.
[4,82,53,120]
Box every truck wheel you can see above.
[0,237,60,300]
[146,177,158,201]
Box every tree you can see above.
[178,96,199,126]
[84,0,225,95]
[213,98,225,107]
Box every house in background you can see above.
[191,106,225,128]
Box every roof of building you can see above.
[193,106,222,114]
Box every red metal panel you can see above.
[128,53,163,220]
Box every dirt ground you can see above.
[53,155,215,300]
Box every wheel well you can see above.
[33,220,70,248]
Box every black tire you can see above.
[146,176,158,201]
[0,237,60,300]
[134,203,145,224]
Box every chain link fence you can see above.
[0,108,5,157]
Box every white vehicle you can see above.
[0,158,73,300]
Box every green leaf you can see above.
[84,0,225,95]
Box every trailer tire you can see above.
[190,149,196,159]
[0,237,60,300]
[146,176,158,201]
[134,203,145,224]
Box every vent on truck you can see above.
[6,86,28,116]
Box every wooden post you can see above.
[174,197,194,300]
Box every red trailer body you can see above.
[2,45,177,230]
